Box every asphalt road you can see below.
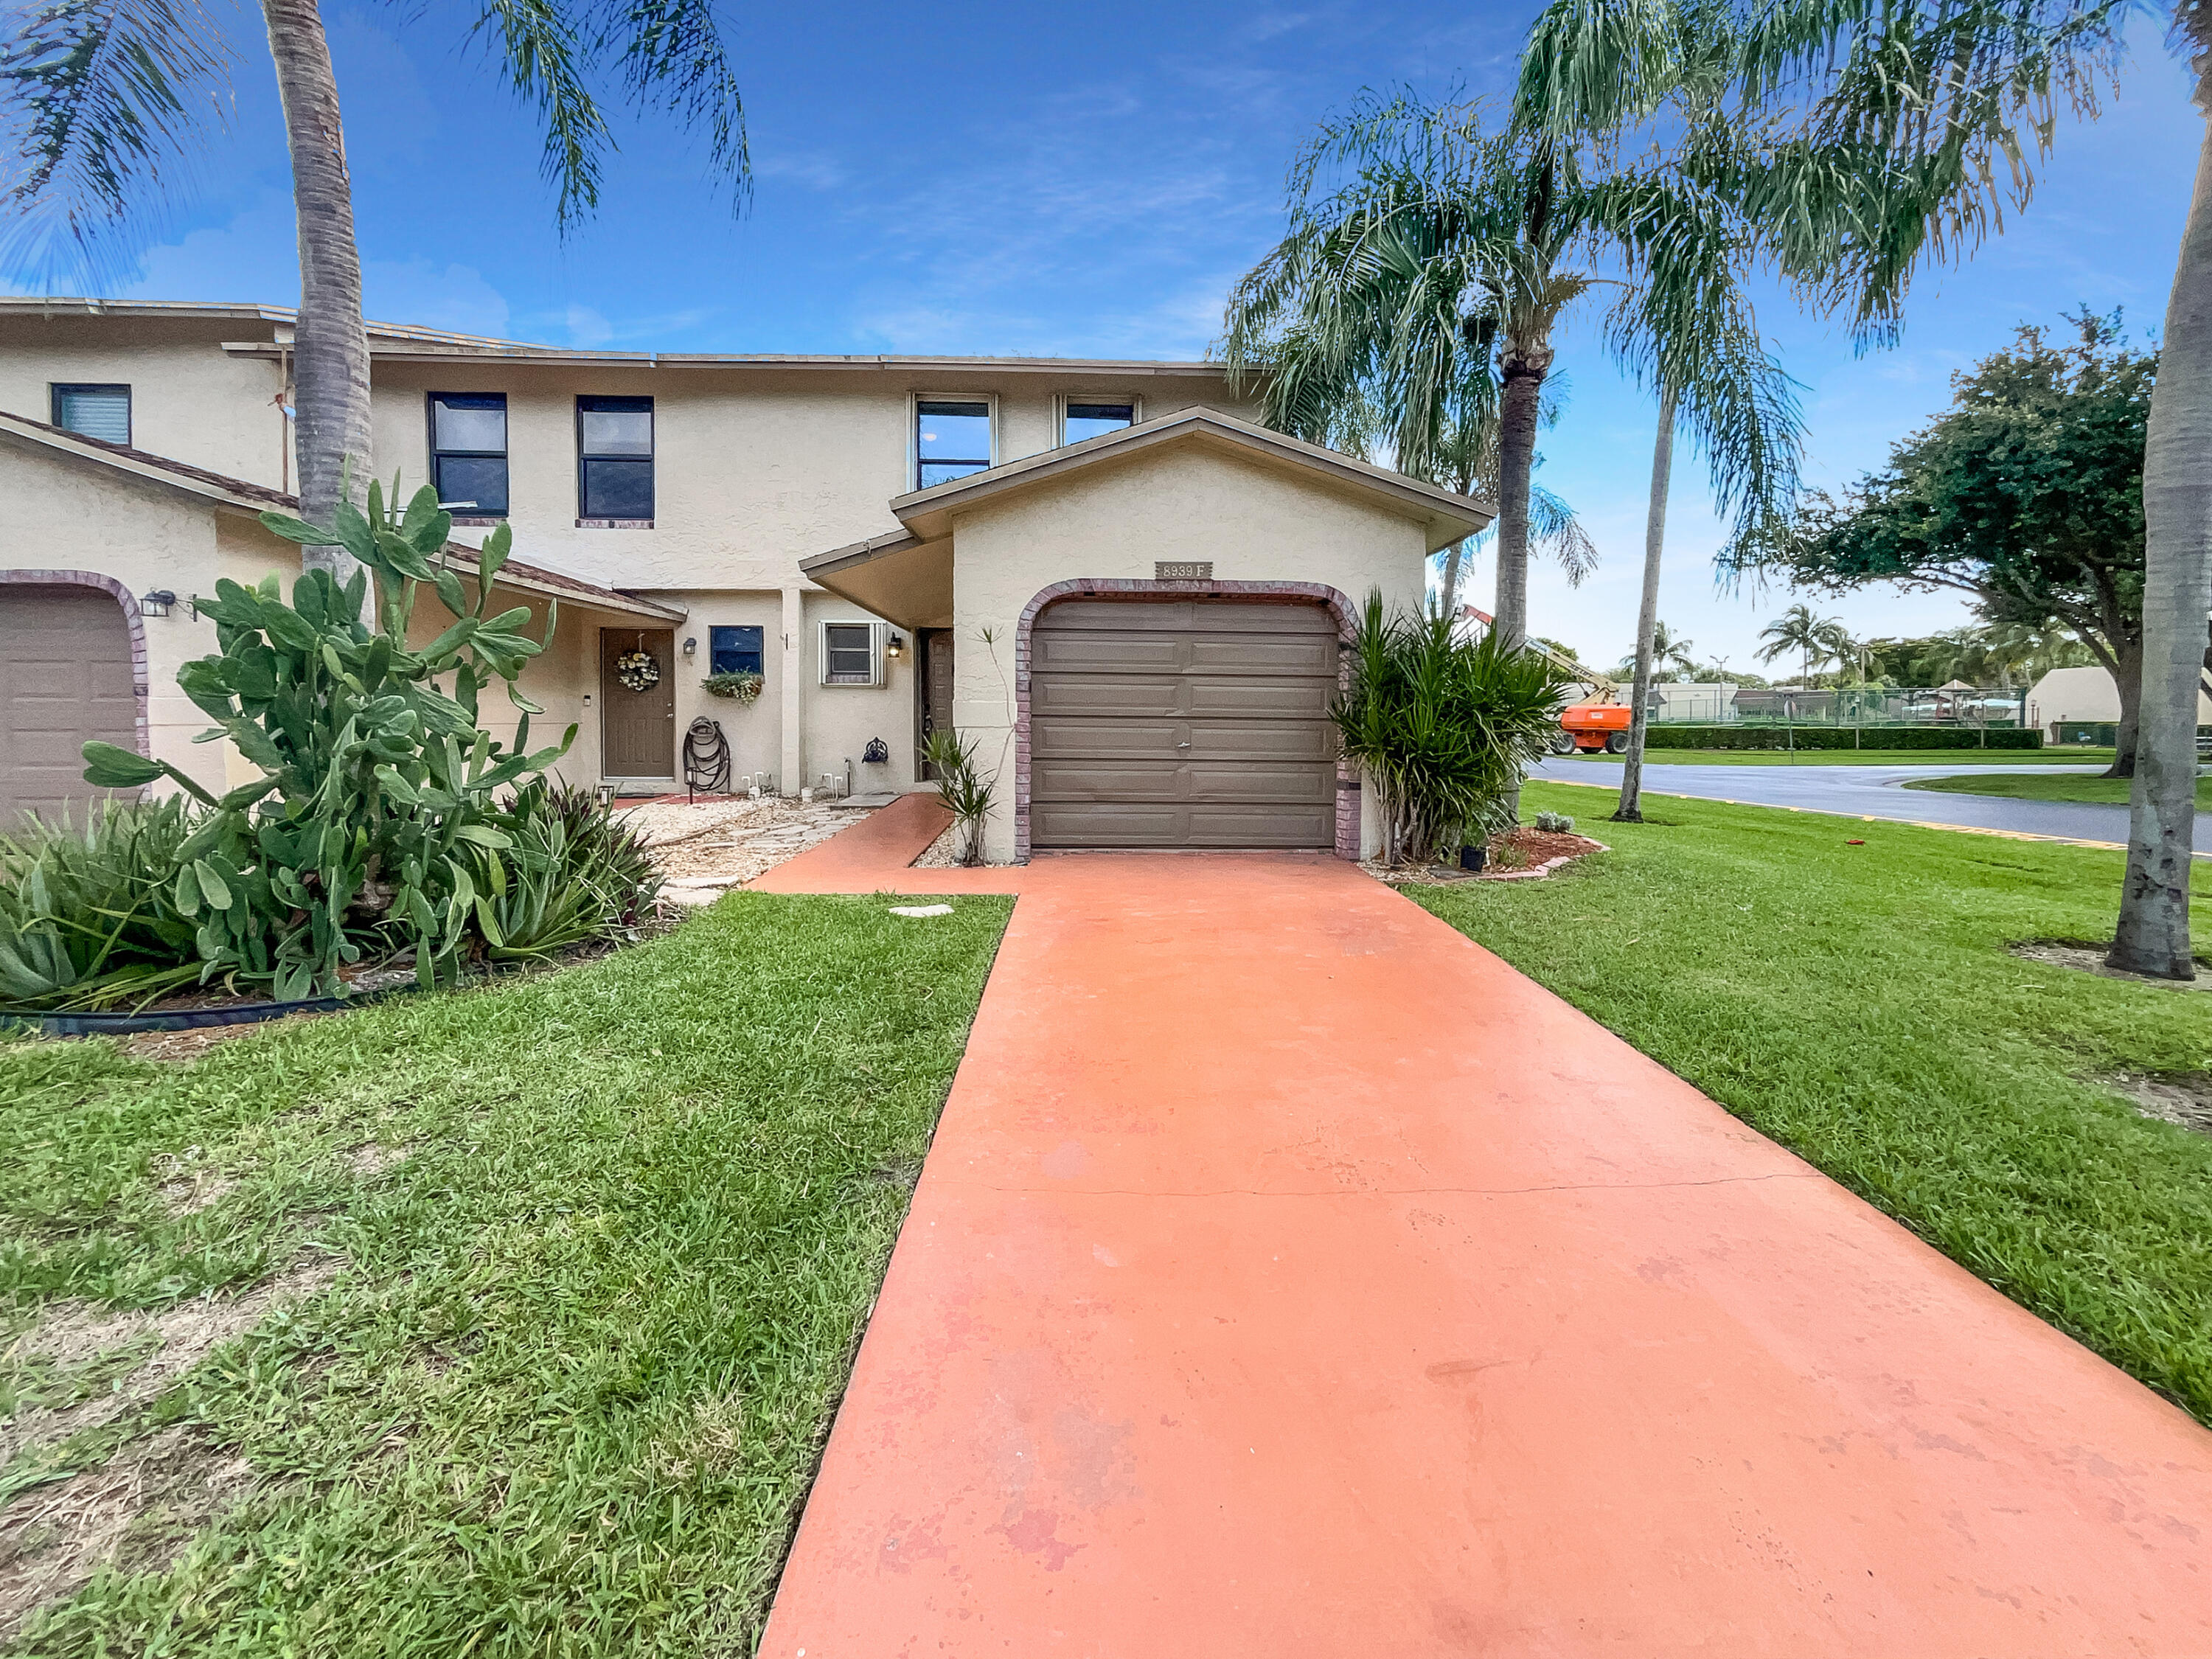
[1530,759,2212,847]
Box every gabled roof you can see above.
[0,411,686,623]
[886,407,1494,551]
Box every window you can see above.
[1062,400,1135,445]
[51,384,130,445]
[710,625,763,675]
[916,400,991,488]
[577,395,653,522]
[429,393,507,516]
[820,621,883,686]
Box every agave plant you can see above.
[82,476,576,997]
[1332,591,1573,866]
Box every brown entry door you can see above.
[919,628,955,775]
[1029,599,1338,849]
[600,629,675,779]
[0,585,137,829]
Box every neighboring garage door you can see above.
[1030,598,1339,849]
[0,585,137,828]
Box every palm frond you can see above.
[0,0,231,281]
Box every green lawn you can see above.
[0,891,1010,1654]
[1415,781,2212,1424]
[1554,745,2114,767]
[1903,768,2212,807]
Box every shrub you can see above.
[1333,593,1573,865]
[1644,724,2043,751]
[82,475,576,998]
[0,800,206,1011]
[1534,810,1576,833]
[921,729,994,866]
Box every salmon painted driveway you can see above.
[753,796,2212,1656]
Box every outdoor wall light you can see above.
[886,632,905,658]
[682,636,698,656]
[140,589,176,618]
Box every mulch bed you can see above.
[1361,827,1608,886]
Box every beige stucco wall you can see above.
[945,437,1433,860]
[0,314,287,488]
[365,362,1256,593]
[4,434,629,802]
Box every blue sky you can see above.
[11,0,2202,672]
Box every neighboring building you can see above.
[0,298,1489,860]
[2025,665,2212,745]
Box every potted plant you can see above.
[703,669,764,705]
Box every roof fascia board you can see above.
[887,409,1495,545]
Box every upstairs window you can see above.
[430,393,507,517]
[1062,400,1135,445]
[52,384,131,445]
[820,621,883,686]
[710,625,763,675]
[578,395,654,522]
[916,400,991,489]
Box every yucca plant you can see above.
[921,728,994,866]
[1332,591,1573,866]
[0,799,206,1011]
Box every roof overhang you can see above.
[887,407,1493,552]
[0,412,684,624]
[798,529,953,632]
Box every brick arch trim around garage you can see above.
[0,569,153,758]
[1012,578,1361,863]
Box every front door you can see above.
[918,627,955,775]
[600,628,675,779]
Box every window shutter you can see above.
[872,622,888,688]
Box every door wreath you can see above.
[614,648,661,692]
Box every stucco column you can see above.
[780,585,806,795]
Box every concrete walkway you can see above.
[752,796,2212,1656]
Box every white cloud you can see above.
[120,192,299,305]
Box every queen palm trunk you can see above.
[262,0,370,588]
[1615,384,1677,824]
[1492,342,1550,823]
[1490,348,1550,653]
[2111,51,2212,980]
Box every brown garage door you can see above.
[0,585,138,829]
[1030,599,1338,849]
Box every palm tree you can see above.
[1517,0,2192,973]
[1614,619,1695,678]
[1758,602,1837,689]
[1223,91,1799,821]
[3,0,750,586]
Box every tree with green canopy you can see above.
[1,0,750,589]
[1770,310,2152,773]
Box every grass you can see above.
[1554,745,2113,767]
[1904,769,2212,807]
[0,891,1011,1655]
[1412,780,2212,1425]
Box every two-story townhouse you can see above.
[0,297,1490,860]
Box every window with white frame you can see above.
[51,384,131,445]
[819,621,884,686]
[916,399,992,488]
[1061,399,1135,445]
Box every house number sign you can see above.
[1155,561,1213,580]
